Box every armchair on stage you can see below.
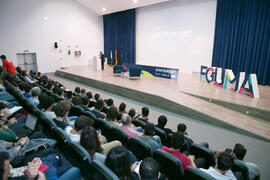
[129,68,142,79]
[113,65,124,76]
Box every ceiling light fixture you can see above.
[134,0,138,3]
[102,7,107,12]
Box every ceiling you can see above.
[74,0,171,15]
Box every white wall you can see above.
[136,0,217,74]
[0,0,103,73]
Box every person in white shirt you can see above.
[28,87,40,106]
[200,152,237,180]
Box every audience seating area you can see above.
[0,69,260,180]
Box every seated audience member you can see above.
[94,93,100,101]
[139,157,163,180]
[23,83,33,98]
[0,102,17,128]
[86,91,93,100]
[29,87,41,106]
[117,102,127,120]
[65,115,94,142]
[176,123,194,151]
[136,123,161,150]
[90,100,106,119]
[155,115,173,136]
[18,81,26,94]
[200,152,236,180]
[56,87,65,99]
[46,81,54,92]
[231,143,260,179]
[161,133,196,171]
[66,91,73,102]
[81,88,86,96]
[71,96,82,106]
[80,127,122,163]
[106,106,119,127]
[40,94,56,120]
[80,96,90,112]
[74,86,81,95]
[52,101,71,129]
[138,107,149,123]
[0,137,29,161]
[0,125,16,142]
[42,78,48,87]
[105,98,114,107]
[128,108,136,121]
[23,71,37,84]
[118,114,140,138]
[105,146,137,179]
[52,85,60,94]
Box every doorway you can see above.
[16,52,38,72]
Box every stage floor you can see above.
[55,65,270,141]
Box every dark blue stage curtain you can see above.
[103,9,136,65]
[212,0,270,85]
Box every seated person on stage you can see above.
[117,102,127,120]
[231,143,260,179]
[161,133,197,171]
[29,87,40,106]
[40,94,56,120]
[80,96,90,112]
[118,114,140,138]
[136,123,161,150]
[138,107,149,123]
[200,152,236,180]
[52,101,71,130]
[80,127,122,163]
[65,115,94,142]
[74,86,81,96]
[71,96,82,106]
[90,100,106,119]
[106,106,119,127]
[155,115,173,136]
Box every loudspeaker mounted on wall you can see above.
[54,42,58,48]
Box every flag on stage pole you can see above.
[110,50,113,66]
[115,47,118,65]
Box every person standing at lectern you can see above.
[99,52,105,70]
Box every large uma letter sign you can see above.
[200,65,259,98]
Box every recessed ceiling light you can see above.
[134,0,138,3]
[102,7,107,12]
[44,16,48,21]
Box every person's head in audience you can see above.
[170,133,185,151]
[80,126,103,158]
[105,146,133,180]
[0,55,7,61]
[128,108,136,119]
[107,106,118,122]
[86,91,93,100]
[144,123,155,137]
[72,96,82,105]
[52,101,70,119]
[95,100,104,112]
[24,83,33,94]
[46,81,54,91]
[140,157,160,180]
[142,107,149,118]
[31,87,40,98]
[42,79,48,87]
[232,143,247,161]
[94,93,100,101]
[0,102,6,115]
[215,152,234,175]
[177,123,187,135]
[157,115,167,129]
[73,116,94,134]
[53,86,60,94]
[105,98,114,107]
[57,87,64,98]
[121,114,132,126]
[81,88,86,95]
[66,91,73,101]
[81,96,89,107]
[0,152,9,180]
[37,72,41,77]
[16,66,22,75]
[75,87,81,94]
[18,81,26,92]
[119,103,126,113]
[40,94,55,111]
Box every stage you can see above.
[55,65,270,142]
